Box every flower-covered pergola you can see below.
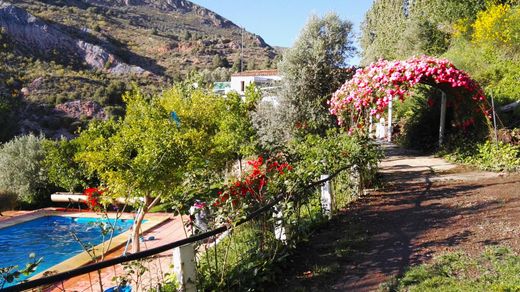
[328,56,488,145]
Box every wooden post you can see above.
[351,164,361,198]
[320,174,334,219]
[172,244,197,292]
[387,100,393,142]
[273,204,287,243]
[439,91,447,147]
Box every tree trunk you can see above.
[131,196,161,253]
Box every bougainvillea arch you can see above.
[328,56,488,134]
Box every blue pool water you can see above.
[0,216,135,287]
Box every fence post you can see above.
[172,244,197,292]
[273,204,287,243]
[351,164,362,198]
[320,174,334,219]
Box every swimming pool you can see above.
[0,216,135,287]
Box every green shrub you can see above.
[197,221,285,291]
[43,138,96,193]
[0,134,50,205]
[196,132,383,290]
[390,246,520,291]
[443,140,520,172]
[288,129,383,193]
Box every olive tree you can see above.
[0,134,49,205]
[278,12,355,135]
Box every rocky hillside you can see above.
[5,0,276,75]
[0,0,278,141]
[0,3,145,75]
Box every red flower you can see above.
[83,187,103,210]
[213,157,293,210]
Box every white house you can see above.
[229,69,281,95]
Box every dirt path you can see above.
[274,143,520,291]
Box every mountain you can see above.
[0,0,278,140]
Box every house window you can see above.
[240,81,245,92]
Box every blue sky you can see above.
[190,0,374,65]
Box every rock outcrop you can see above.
[0,2,145,75]
[55,100,106,120]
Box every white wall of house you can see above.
[230,73,281,95]
[230,76,256,94]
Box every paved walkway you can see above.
[45,215,189,292]
[378,142,501,183]
[50,216,188,292]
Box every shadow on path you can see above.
[273,144,520,291]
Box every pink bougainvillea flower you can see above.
[328,56,487,129]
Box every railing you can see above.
[1,165,364,292]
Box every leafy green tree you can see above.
[76,85,255,252]
[231,56,241,72]
[360,0,490,63]
[43,138,96,193]
[0,190,17,214]
[214,88,258,164]
[0,134,49,205]
[278,12,355,135]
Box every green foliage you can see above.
[288,130,382,206]
[390,246,520,291]
[0,94,17,143]
[213,91,258,160]
[251,96,295,151]
[200,67,232,83]
[360,0,488,63]
[443,140,520,172]
[288,130,382,185]
[211,55,229,69]
[43,138,96,192]
[196,131,383,290]
[279,12,355,135]
[75,83,257,213]
[198,221,286,291]
[77,89,188,203]
[0,134,49,205]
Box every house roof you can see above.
[231,69,279,77]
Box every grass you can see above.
[382,246,520,291]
